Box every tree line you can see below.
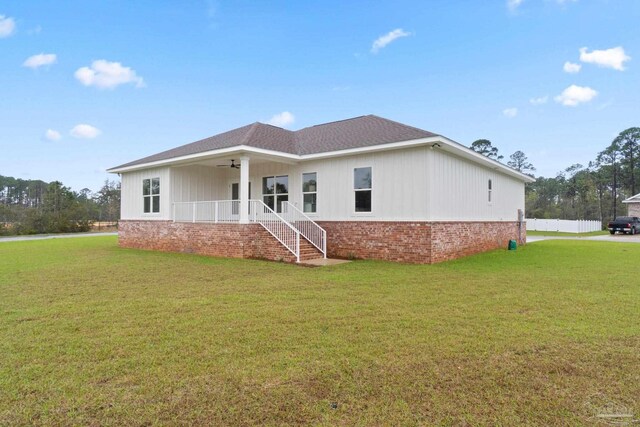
[0,176,120,235]
[471,127,640,223]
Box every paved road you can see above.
[527,234,640,243]
[0,232,117,243]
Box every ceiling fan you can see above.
[216,159,240,169]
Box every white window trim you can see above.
[302,171,318,215]
[488,179,493,205]
[262,175,289,213]
[353,167,373,215]
[143,177,161,215]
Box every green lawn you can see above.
[1,237,639,425]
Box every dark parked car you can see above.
[608,216,640,235]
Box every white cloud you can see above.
[70,124,101,139]
[265,111,295,128]
[503,107,518,118]
[529,95,548,105]
[507,0,524,12]
[23,53,57,69]
[74,60,145,89]
[0,15,16,38]
[563,61,581,73]
[554,85,597,106]
[44,129,62,141]
[579,46,630,71]
[371,28,411,54]
[27,25,41,35]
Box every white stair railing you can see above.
[249,200,300,262]
[281,201,326,258]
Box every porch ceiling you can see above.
[168,151,298,170]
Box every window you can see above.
[488,179,492,203]
[143,178,160,213]
[262,175,288,213]
[354,167,372,212]
[302,172,317,213]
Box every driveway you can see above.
[527,234,640,243]
[0,232,117,243]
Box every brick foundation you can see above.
[118,220,524,265]
[316,221,433,263]
[317,221,524,264]
[118,221,298,263]
[429,221,524,263]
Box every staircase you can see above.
[173,199,326,263]
[299,238,324,261]
[249,200,327,263]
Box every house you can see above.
[107,115,535,264]
[623,193,640,216]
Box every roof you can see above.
[110,115,437,170]
[623,193,640,203]
[108,114,534,183]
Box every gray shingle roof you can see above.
[111,115,439,170]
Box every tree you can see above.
[94,180,121,222]
[470,139,503,160]
[614,127,640,196]
[596,141,623,218]
[507,151,536,175]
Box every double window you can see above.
[302,172,317,213]
[354,167,372,212]
[262,175,288,213]
[143,178,160,213]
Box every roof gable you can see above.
[295,115,437,155]
[623,193,640,203]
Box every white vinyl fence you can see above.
[525,218,601,233]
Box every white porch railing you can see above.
[173,200,241,223]
[281,201,326,258]
[173,200,300,262]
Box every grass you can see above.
[527,230,608,237]
[1,237,639,425]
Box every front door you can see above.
[231,182,251,215]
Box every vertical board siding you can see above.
[428,149,524,221]
[121,167,171,220]
[120,145,525,222]
[297,146,430,221]
[171,165,226,202]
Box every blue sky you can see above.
[1,0,638,191]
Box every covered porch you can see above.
[166,153,325,262]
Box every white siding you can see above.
[119,145,525,222]
[120,167,172,220]
[427,148,524,221]
[296,146,430,220]
[170,165,227,202]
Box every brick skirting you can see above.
[118,220,524,264]
[317,221,524,264]
[118,220,298,262]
